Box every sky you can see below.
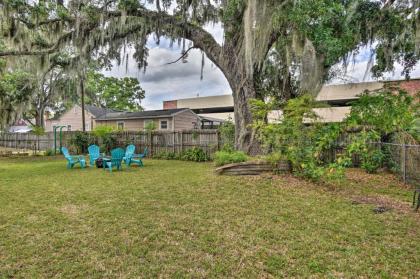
[104,23,420,110]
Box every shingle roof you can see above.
[48,105,119,120]
[96,108,190,120]
[85,105,118,118]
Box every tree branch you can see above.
[165,46,197,65]
[0,32,72,57]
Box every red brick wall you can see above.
[163,100,177,109]
[386,79,420,96]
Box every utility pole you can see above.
[80,77,86,132]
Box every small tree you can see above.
[31,125,45,154]
[93,125,116,152]
[218,118,235,152]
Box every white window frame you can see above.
[117,121,125,130]
[67,125,72,131]
[160,120,168,130]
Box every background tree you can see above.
[0,70,35,129]
[0,0,418,153]
[85,71,145,111]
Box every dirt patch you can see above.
[350,195,414,213]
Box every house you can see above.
[45,105,116,132]
[95,108,201,131]
[8,119,32,133]
[163,78,420,123]
[163,94,234,121]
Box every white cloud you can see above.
[103,36,231,110]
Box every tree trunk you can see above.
[231,81,260,155]
[35,107,45,128]
[220,50,261,155]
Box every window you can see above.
[117,122,125,130]
[67,125,72,131]
[160,120,168,130]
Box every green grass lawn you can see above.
[0,157,419,278]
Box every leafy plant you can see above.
[70,131,95,154]
[346,90,417,138]
[214,150,248,167]
[93,125,116,152]
[44,149,54,156]
[181,148,210,162]
[31,125,45,154]
[144,121,157,132]
[92,125,114,138]
[251,95,346,181]
[218,118,235,152]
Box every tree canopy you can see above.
[0,0,418,152]
[85,71,145,111]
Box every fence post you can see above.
[402,144,407,183]
[173,131,176,153]
[216,130,220,151]
[180,131,184,154]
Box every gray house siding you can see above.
[174,110,200,130]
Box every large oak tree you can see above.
[0,0,418,153]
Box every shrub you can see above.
[218,119,235,152]
[69,131,95,153]
[93,125,116,152]
[44,149,54,156]
[251,96,347,181]
[144,121,157,132]
[181,147,210,162]
[214,150,247,166]
[92,125,114,138]
[360,149,385,173]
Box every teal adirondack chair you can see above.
[123,144,136,165]
[61,147,86,169]
[88,144,100,166]
[103,148,125,172]
[126,146,148,167]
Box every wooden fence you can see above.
[0,130,221,157]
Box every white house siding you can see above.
[45,105,95,132]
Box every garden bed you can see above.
[215,160,290,175]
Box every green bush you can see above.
[360,149,385,173]
[218,119,235,152]
[181,147,210,162]
[44,149,54,156]
[214,150,247,166]
[69,131,95,153]
[93,125,116,152]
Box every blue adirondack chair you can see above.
[123,144,136,165]
[127,146,148,167]
[103,148,125,172]
[61,147,86,169]
[88,144,100,166]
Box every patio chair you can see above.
[88,144,100,166]
[123,144,136,165]
[61,147,86,169]
[103,148,125,172]
[127,146,148,167]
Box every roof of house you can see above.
[85,105,118,118]
[47,105,119,121]
[96,108,192,120]
[199,115,226,123]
